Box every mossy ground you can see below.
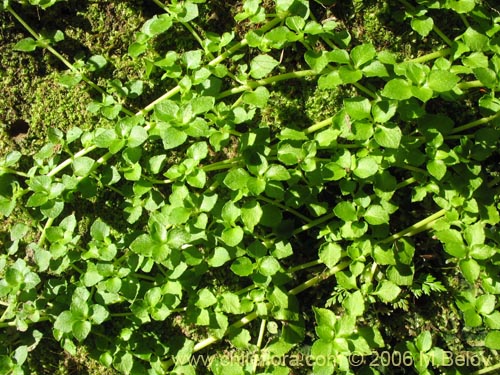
[0,0,488,374]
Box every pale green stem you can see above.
[70,263,84,274]
[0,315,50,328]
[379,209,446,244]
[304,117,333,134]
[253,318,267,372]
[473,363,500,375]
[395,176,417,190]
[151,0,242,83]
[162,259,350,369]
[256,319,266,349]
[47,145,97,177]
[353,82,378,99]
[38,217,55,247]
[408,48,451,63]
[400,164,428,175]
[133,273,157,282]
[457,80,484,90]
[216,70,318,100]
[451,111,500,134]
[458,13,470,29]
[258,196,312,223]
[0,168,29,178]
[144,176,173,185]
[202,157,242,172]
[292,212,335,236]
[288,260,350,295]
[43,14,280,177]
[140,16,282,115]
[397,0,453,46]
[7,6,135,117]
[287,259,322,273]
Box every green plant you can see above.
[1,0,500,374]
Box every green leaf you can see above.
[319,242,342,269]
[241,200,263,231]
[459,259,480,283]
[87,54,107,71]
[10,223,29,242]
[54,310,74,333]
[90,219,109,241]
[160,127,187,150]
[208,247,231,267]
[94,129,117,148]
[231,257,254,276]
[14,37,38,52]
[91,305,109,324]
[5,267,23,287]
[183,50,203,70]
[229,328,252,349]
[114,352,134,375]
[373,245,396,265]
[435,229,467,258]
[333,201,357,222]
[286,15,305,31]
[473,67,497,88]
[190,96,215,115]
[128,126,148,148]
[318,70,342,89]
[155,100,179,122]
[130,234,154,257]
[344,97,371,120]
[304,50,329,72]
[72,156,95,176]
[58,72,82,87]
[196,289,217,308]
[485,312,500,329]
[220,292,241,314]
[101,104,122,120]
[382,78,413,100]
[462,27,489,51]
[446,0,475,13]
[427,159,447,180]
[250,54,279,79]
[476,294,496,315]
[364,205,389,225]
[259,256,280,276]
[176,1,199,22]
[128,41,147,58]
[221,226,244,247]
[343,290,364,317]
[374,123,402,149]
[415,331,432,352]
[353,157,378,179]
[485,331,500,350]
[277,143,305,165]
[350,43,376,68]
[222,201,240,225]
[372,100,397,123]
[224,168,249,191]
[427,70,460,92]
[264,165,290,181]
[272,241,293,259]
[374,280,401,302]
[339,66,363,83]
[411,16,434,37]
[464,222,485,247]
[242,86,270,108]
[142,14,173,36]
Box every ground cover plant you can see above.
[1,0,500,374]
